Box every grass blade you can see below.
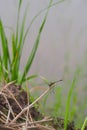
[23,0,65,43]
[81,117,87,130]
[15,0,23,47]
[11,4,28,81]
[0,54,3,80]
[19,0,23,10]
[64,76,76,130]
[16,5,28,79]
[12,33,17,59]
[22,74,38,83]
[20,0,53,84]
[0,20,11,81]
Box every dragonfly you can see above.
[28,76,63,93]
[40,76,63,89]
[48,79,62,88]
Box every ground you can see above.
[0,82,86,130]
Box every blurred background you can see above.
[0,0,87,127]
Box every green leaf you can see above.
[23,0,64,43]
[11,4,28,81]
[20,0,53,84]
[19,0,23,10]
[21,74,38,83]
[81,117,87,130]
[64,77,77,130]
[0,20,11,80]
[15,0,23,47]
[12,33,16,58]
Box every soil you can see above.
[0,83,86,130]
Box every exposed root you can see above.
[0,82,55,130]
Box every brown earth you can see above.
[0,83,85,130]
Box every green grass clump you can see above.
[0,0,52,85]
[1,0,86,129]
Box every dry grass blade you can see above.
[0,126,15,130]
[13,118,53,127]
[0,110,8,119]
[30,86,46,93]
[25,82,34,128]
[0,116,6,123]
[37,124,55,130]
[2,93,15,119]
[6,109,11,124]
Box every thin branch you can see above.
[2,93,15,119]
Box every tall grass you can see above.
[0,0,53,84]
[1,0,87,129]
[64,76,77,130]
[0,0,66,85]
[64,67,81,130]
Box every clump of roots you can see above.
[0,81,55,130]
[0,81,80,130]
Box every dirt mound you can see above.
[0,82,81,130]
